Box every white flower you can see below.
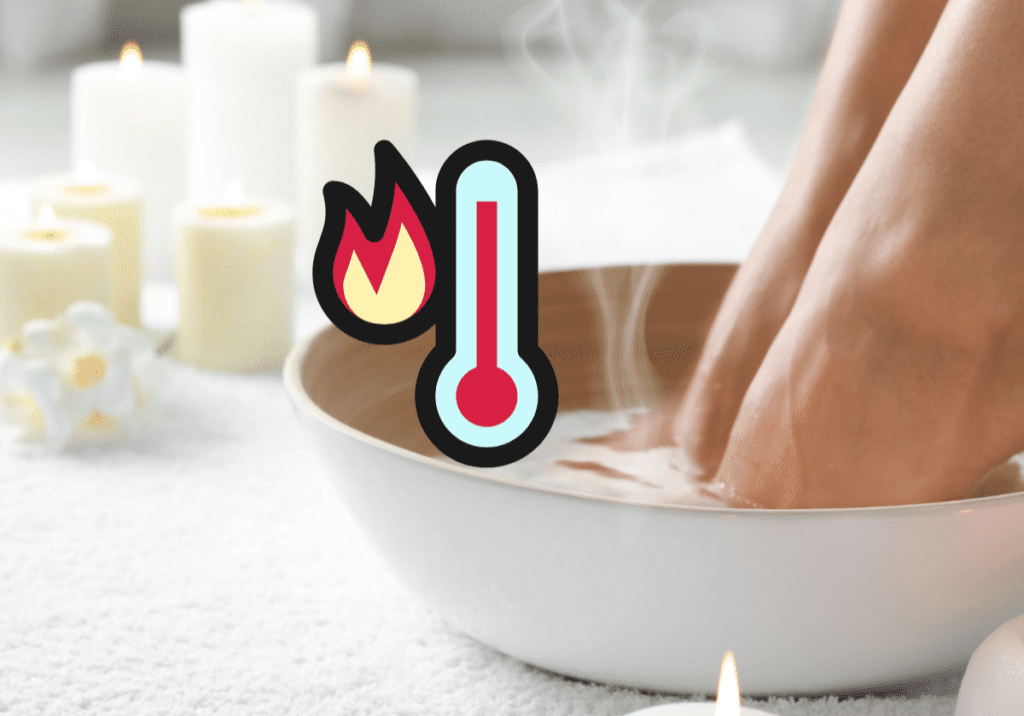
[0,302,166,450]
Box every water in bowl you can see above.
[480,408,1024,507]
[485,408,728,507]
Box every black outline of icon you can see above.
[312,141,438,345]
[415,140,558,467]
[314,140,558,467]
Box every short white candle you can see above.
[623,653,777,716]
[0,206,112,343]
[174,183,295,373]
[71,42,187,281]
[625,705,777,716]
[31,168,143,328]
[182,0,318,204]
[296,40,418,270]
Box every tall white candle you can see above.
[71,42,187,281]
[182,0,318,204]
[296,40,418,272]
[0,207,112,343]
[174,185,295,373]
[31,170,144,328]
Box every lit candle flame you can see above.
[119,41,143,76]
[224,181,245,206]
[346,40,371,92]
[76,161,98,186]
[713,651,741,716]
[37,203,56,227]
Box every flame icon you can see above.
[313,142,438,345]
[334,185,433,324]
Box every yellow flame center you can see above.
[342,224,425,325]
[346,40,371,91]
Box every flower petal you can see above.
[20,360,72,449]
[90,349,135,417]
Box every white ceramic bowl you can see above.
[285,264,1024,695]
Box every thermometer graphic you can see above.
[416,141,558,467]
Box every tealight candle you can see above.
[71,42,187,281]
[0,205,112,343]
[31,167,143,327]
[182,0,318,203]
[174,183,295,373]
[296,40,417,270]
[623,653,777,716]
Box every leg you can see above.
[715,0,1024,507]
[604,0,949,471]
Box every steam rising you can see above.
[520,0,710,416]
[584,265,664,417]
[519,0,710,148]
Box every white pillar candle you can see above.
[182,0,318,204]
[0,206,112,343]
[296,40,418,271]
[174,185,295,373]
[71,42,187,281]
[31,170,144,328]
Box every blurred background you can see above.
[0,0,842,177]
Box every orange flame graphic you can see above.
[332,185,435,325]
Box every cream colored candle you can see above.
[0,206,112,343]
[174,185,295,373]
[31,170,143,327]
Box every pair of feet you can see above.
[605,17,1024,507]
[610,175,1024,508]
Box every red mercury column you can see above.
[455,201,518,426]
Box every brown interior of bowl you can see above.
[302,264,738,456]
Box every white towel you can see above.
[0,128,962,715]
[537,122,781,270]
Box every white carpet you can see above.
[0,127,964,715]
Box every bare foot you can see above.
[714,252,1024,507]
[598,221,812,468]
[712,0,1024,508]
